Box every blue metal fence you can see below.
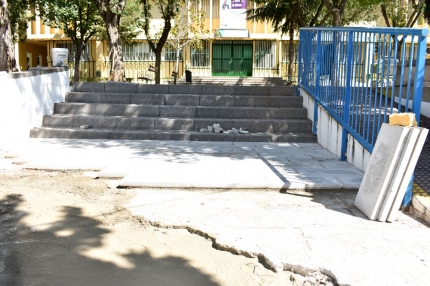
[298,27,428,157]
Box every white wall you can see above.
[300,88,371,172]
[0,67,69,147]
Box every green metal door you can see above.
[212,41,252,76]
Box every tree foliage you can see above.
[165,0,209,83]
[92,0,126,81]
[142,0,179,84]
[379,0,425,28]
[39,0,103,81]
[1,0,35,71]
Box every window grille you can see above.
[164,46,183,61]
[255,40,276,68]
[56,42,91,62]
[191,40,210,67]
[122,42,155,61]
[282,42,299,64]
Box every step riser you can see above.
[31,128,317,143]
[72,82,297,96]
[43,116,312,133]
[54,104,307,119]
[65,93,303,108]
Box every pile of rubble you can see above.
[199,124,249,134]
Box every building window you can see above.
[255,40,276,68]
[122,42,155,61]
[56,42,91,62]
[191,40,210,67]
[282,42,299,64]
[164,46,183,61]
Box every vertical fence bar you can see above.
[297,31,303,96]
[313,31,322,134]
[341,31,354,161]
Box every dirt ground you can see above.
[0,167,310,286]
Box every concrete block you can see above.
[272,120,312,133]
[98,93,131,104]
[43,116,79,127]
[191,132,235,141]
[165,94,199,106]
[233,120,272,133]
[79,116,117,129]
[54,103,84,115]
[275,134,317,143]
[136,84,169,94]
[66,92,99,103]
[108,130,153,140]
[106,82,137,93]
[196,107,232,119]
[82,104,125,116]
[199,95,234,107]
[271,108,307,119]
[131,94,164,105]
[387,127,429,222]
[201,85,234,95]
[234,96,271,107]
[168,85,202,95]
[270,96,303,108]
[234,86,268,96]
[124,105,160,117]
[354,124,410,220]
[72,82,105,92]
[389,113,417,127]
[268,86,296,96]
[160,106,196,118]
[234,108,271,119]
[117,118,155,130]
[378,127,419,221]
[155,118,194,131]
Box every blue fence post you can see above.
[297,31,303,96]
[341,31,354,161]
[313,31,322,134]
[401,29,428,208]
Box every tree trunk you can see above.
[0,0,17,72]
[102,9,124,81]
[332,8,341,26]
[155,49,162,84]
[175,49,180,74]
[73,42,84,82]
[287,26,295,84]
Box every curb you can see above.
[411,182,430,224]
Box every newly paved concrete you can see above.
[1,139,363,190]
[2,139,430,286]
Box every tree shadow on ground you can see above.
[0,194,219,286]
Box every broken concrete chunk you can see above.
[80,125,90,129]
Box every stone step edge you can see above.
[30,127,317,142]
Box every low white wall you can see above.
[0,67,69,147]
[300,88,371,172]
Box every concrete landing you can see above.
[1,139,363,190]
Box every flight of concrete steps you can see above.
[177,76,288,86]
[30,82,316,142]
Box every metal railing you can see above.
[298,27,428,156]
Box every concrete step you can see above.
[42,115,313,133]
[30,127,317,143]
[71,82,297,96]
[65,93,303,108]
[54,103,307,120]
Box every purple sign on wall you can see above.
[231,0,246,9]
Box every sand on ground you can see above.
[0,167,304,286]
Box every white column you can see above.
[35,15,41,35]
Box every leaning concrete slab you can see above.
[388,127,429,222]
[354,124,410,220]
[377,127,420,221]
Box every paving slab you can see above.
[124,188,430,286]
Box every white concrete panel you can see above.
[354,124,410,220]
[347,135,372,172]
[388,127,429,222]
[378,127,420,222]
